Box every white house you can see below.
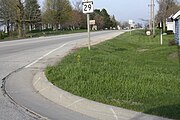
[0,20,4,31]
[0,19,7,33]
[166,16,175,33]
[172,10,180,45]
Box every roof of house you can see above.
[167,17,173,22]
[173,10,180,20]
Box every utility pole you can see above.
[152,0,155,36]
[149,0,152,31]
[149,0,155,36]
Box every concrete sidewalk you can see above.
[33,72,170,120]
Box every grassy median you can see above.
[46,30,180,119]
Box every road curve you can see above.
[0,30,123,120]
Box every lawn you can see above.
[46,30,180,119]
[0,29,86,41]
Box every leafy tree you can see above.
[24,0,41,31]
[42,0,56,29]
[42,0,72,30]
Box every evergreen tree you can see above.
[91,9,104,30]
[111,15,117,28]
[101,8,111,29]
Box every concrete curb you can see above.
[32,30,171,120]
[33,72,170,120]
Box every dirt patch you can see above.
[137,49,149,52]
[168,52,178,60]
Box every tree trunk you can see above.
[16,0,24,38]
[6,20,10,36]
[17,21,23,38]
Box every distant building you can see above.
[172,10,180,45]
[117,25,121,30]
[166,16,175,33]
[0,19,4,31]
[91,25,97,31]
[0,19,8,33]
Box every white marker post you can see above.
[160,22,163,45]
[129,20,133,35]
[82,0,94,50]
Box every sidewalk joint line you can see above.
[110,107,118,120]
[66,98,84,107]
[33,77,41,86]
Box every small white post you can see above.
[160,22,163,45]
[160,29,163,45]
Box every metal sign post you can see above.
[82,0,94,50]
[87,14,90,50]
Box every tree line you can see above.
[0,0,118,38]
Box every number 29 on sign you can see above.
[83,2,94,14]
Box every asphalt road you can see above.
[0,30,123,120]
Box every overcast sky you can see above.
[39,0,160,23]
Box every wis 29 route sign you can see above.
[82,0,94,14]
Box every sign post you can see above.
[82,0,94,50]
[87,14,90,50]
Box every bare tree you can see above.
[71,10,82,29]
[94,14,104,30]
[156,0,180,30]
[72,0,82,12]
[0,0,16,35]
[0,0,25,38]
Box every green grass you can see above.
[46,30,180,119]
[0,29,86,41]
[26,29,86,38]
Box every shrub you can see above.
[0,31,5,39]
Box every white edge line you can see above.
[25,42,69,68]
[110,107,118,120]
